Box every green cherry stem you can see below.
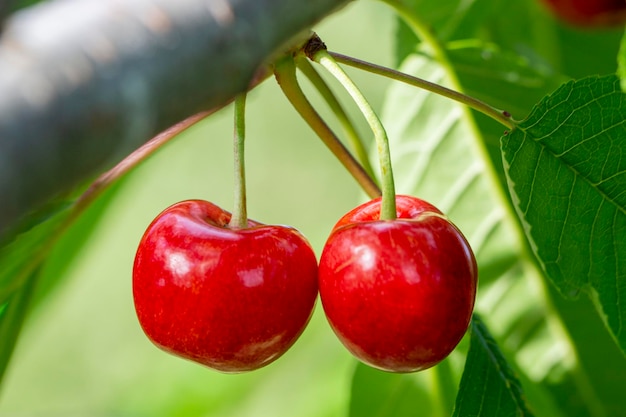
[295,56,378,182]
[310,48,396,221]
[273,55,381,199]
[329,52,516,130]
[229,94,248,229]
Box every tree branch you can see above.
[0,0,351,240]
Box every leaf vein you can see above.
[556,176,577,266]
[523,147,544,216]
[613,207,623,339]
[552,118,626,159]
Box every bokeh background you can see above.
[0,1,397,416]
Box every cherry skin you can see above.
[541,0,626,26]
[318,195,477,373]
[132,200,318,373]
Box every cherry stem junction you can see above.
[329,52,515,130]
[309,48,397,221]
[273,55,381,199]
[229,94,248,229]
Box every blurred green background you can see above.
[0,1,397,416]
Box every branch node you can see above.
[303,33,327,60]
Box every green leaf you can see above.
[0,204,71,305]
[453,315,534,417]
[29,180,126,307]
[501,74,626,353]
[0,269,38,384]
[0,179,115,307]
[0,184,120,389]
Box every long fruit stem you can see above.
[273,55,381,199]
[295,57,378,181]
[329,52,515,130]
[229,94,248,229]
[310,48,396,220]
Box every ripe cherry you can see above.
[318,195,477,373]
[540,0,626,27]
[132,200,318,373]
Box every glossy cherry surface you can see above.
[541,0,626,26]
[319,195,477,373]
[133,200,318,373]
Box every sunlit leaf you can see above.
[501,74,626,353]
[453,315,534,417]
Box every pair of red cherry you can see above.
[132,195,478,373]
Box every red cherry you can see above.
[541,0,626,26]
[318,195,477,373]
[132,200,318,373]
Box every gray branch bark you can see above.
[0,0,351,240]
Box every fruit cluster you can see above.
[133,37,478,374]
[132,195,478,373]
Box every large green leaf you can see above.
[501,74,626,353]
[453,315,534,417]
